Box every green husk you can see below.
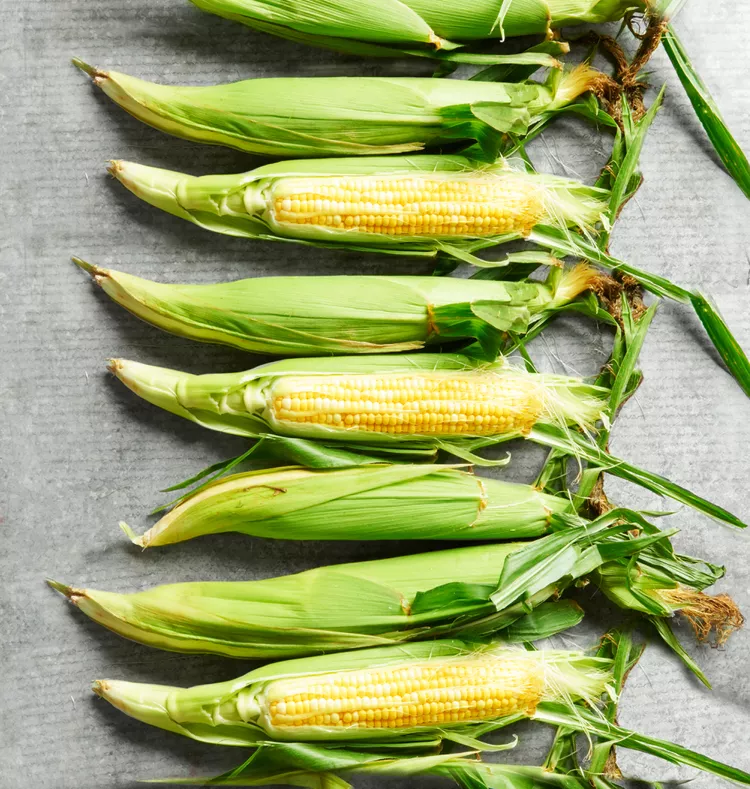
[91,639,612,744]
[125,463,573,547]
[185,0,644,59]
[158,745,589,789]
[74,258,600,358]
[108,154,609,262]
[49,509,711,659]
[73,60,603,160]
[129,738,750,788]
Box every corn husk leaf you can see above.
[73,61,608,161]
[470,40,570,83]
[74,258,600,359]
[150,744,479,787]
[109,154,609,260]
[49,512,674,659]
[186,0,642,59]
[127,463,573,547]
[529,423,747,529]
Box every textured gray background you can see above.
[1,0,749,786]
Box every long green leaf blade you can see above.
[534,702,750,785]
[662,25,750,199]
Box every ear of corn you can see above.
[186,0,642,58]
[108,155,608,258]
[48,512,678,659]
[143,743,592,789]
[125,464,573,547]
[75,60,601,159]
[75,258,600,357]
[92,640,613,744]
[108,353,607,447]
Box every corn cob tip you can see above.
[91,679,109,698]
[71,57,106,81]
[71,256,107,279]
[46,578,83,602]
[107,160,124,178]
[119,521,144,548]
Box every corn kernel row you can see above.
[267,373,543,435]
[265,656,543,730]
[269,175,543,236]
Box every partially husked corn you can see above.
[108,353,607,446]
[89,641,614,744]
[268,372,543,435]
[261,653,542,731]
[270,174,543,237]
[108,155,609,258]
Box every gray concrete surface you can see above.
[1,1,749,786]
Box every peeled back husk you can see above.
[75,259,600,357]
[107,352,608,446]
[108,154,609,262]
[125,463,574,547]
[74,60,602,159]
[91,639,612,745]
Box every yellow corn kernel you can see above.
[265,654,544,731]
[270,174,544,238]
[268,372,543,437]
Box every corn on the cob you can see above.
[47,512,696,659]
[75,259,599,357]
[108,353,606,445]
[124,464,572,547]
[186,0,644,58]
[109,155,608,259]
[75,60,601,158]
[91,640,612,743]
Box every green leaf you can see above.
[607,86,665,225]
[691,292,750,398]
[470,41,568,83]
[648,615,711,688]
[534,702,750,785]
[503,600,584,642]
[529,424,748,529]
[608,302,658,414]
[662,25,750,200]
